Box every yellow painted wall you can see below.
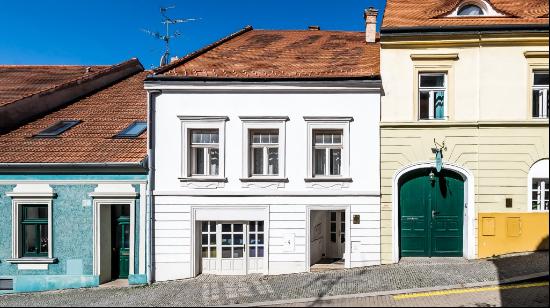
[379,33,549,264]
[478,212,549,258]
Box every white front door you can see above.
[327,211,345,259]
[201,221,265,275]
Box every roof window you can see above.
[35,120,80,137]
[115,121,147,138]
[457,4,484,16]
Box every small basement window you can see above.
[115,121,147,138]
[0,279,14,291]
[35,120,80,137]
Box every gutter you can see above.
[145,76,381,83]
[381,23,549,36]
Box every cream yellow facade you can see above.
[380,32,549,264]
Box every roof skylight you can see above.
[115,121,147,138]
[35,120,81,137]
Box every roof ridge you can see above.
[153,26,254,75]
[2,58,143,108]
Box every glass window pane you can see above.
[420,74,445,88]
[234,224,243,232]
[314,149,326,176]
[268,148,279,175]
[270,133,279,144]
[252,133,261,144]
[233,247,244,258]
[209,148,219,176]
[222,234,232,245]
[25,206,47,220]
[194,148,205,174]
[261,133,269,144]
[210,132,219,143]
[249,221,256,232]
[201,234,208,245]
[234,234,244,245]
[257,234,264,245]
[330,149,341,175]
[24,225,38,254]
[249,247,256,257]
[323,134,332,144]
[210,221,216,232]
[534,72,549,86]
[210,234,216,245]
[222,247,232,258]
[330,233,336,242]
[123,225,130,249]
[331,223,336,232]
[341,233,345,243]
[210,247,217,258]
[457,4,483,16]
[253,148,264,175]
[533,90,542,118]
[222,224,231,232]
[340,213,345,222]
[419,91,430,119]
[202,222,208,232]
[257,246,264,257]
[40,225,48,254]
[434,91,445,119]
[202,247,209,258]
[258,221,264,232]
[249,234,256,245]
[331,212,336,221]
[314,133,324,145]
[333,133,342,144]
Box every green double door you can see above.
[399,169,464,257]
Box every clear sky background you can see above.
[0,0,386,69]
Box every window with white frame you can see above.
[190,129,219,176]
[240,116,287,181]
[532,178,549,211]
[250,130,279,176]
[419,73,447,120]
[532,70,549,119]
[313,130,343,177]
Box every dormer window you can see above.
[446,0,504,17]
[457,4,484,16]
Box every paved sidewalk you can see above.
[0,252,547,307]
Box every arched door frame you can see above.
[392,161,476,263]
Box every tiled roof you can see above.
[154,27,380,79]
[0,65,110,107]
[0,71,148,164]
[382,0,549,29]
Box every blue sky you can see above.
[0,0,386,69]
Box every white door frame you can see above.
[92,199,136,281]
[306,205,351,271]
[391,161,476,263]
[190,205,269,277]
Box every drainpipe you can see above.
[146,89,161,285]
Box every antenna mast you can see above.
[142,5,199,67]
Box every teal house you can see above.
[0,59,151,293]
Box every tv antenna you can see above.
[142,5,199,67]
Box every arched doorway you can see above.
[399,168,465,257]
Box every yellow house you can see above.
[379,0,549,263]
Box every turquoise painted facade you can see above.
[0,173,148,293]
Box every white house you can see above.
[145,15,382,281]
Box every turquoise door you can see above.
[116,217,130,279]
[399,169,464,257]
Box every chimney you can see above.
[364,7,378,43]
[308,25,320,31]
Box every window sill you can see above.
[240,177,289,183]
[179,177,227,183]
[5,257,57,264]
[304,177,353,183]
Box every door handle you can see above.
[432,210,440,218]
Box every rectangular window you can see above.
[532,70,549,119]
[248,221,265,258]
[532,178,549,211]
[190,129,219,176]
[419,73,447,120]
[313,130,342,177]
[21,205,49,257]
[201,221,217,258]
[250,130,279,176]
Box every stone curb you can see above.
[222,271,550,307]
